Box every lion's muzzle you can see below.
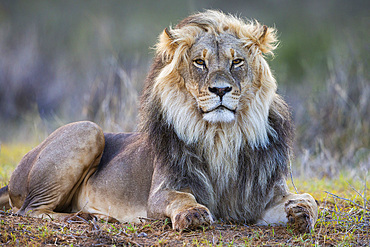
[200,85,239,123]
[199,74,240,123]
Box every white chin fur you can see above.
[203,108,235,123]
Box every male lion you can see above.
[0,10,318,233]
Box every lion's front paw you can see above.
[172,205,214,231]
[285,196,318,233]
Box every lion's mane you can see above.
[139,10,293,223]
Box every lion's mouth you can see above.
[200,105,236,123]
[201,105,236,114]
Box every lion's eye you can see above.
[194,59,206,66]
[232,59,244,66]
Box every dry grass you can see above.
[1,198,369,246]
[292,38,369,179]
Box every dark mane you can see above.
[139,56,294,222]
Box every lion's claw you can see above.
[285,199,316,233]
[62,212,97,222]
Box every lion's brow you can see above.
[202,49,207,58]
[230,49,235,58]
[215,39,220,62]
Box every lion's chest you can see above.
[189,151,272,223]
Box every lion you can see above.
[0,10,318,233]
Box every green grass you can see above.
[288,173,368,202]
[0,143,36,186]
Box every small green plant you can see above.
[157,238,168,246]
[38,225,51,238]
[126,222,138,233]
[18,223,24,230]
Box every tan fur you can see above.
[0,10,318,233]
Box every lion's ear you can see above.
[256,24,278,55]
[164,28,175,43]
[245,22,278,55]
[157,28,178,60]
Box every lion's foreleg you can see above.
[148,170,213,230]
[258,193,318,233]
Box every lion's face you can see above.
[185,33,249,123]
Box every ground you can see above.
[1,200,369,246]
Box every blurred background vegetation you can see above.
[0,0,369,180]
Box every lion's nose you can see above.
[208,86,232,98]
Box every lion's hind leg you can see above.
[257,193,318,233]
[8,121,105,221]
